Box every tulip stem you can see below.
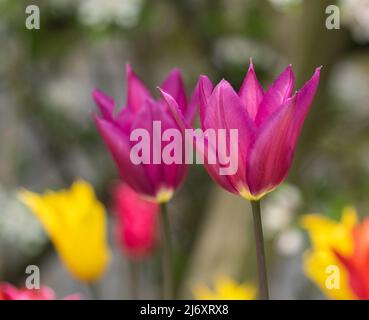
[86,283,100,300]
[250,200,269,300]
[160,202,173,299]
[129,261,139,300]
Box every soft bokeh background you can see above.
[0,0,369,299]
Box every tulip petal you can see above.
[130,99,187,194]
[19,180,110,282]
[92,88,115,120]
[94,116,155,196]
[159,87,237,194]
[197,133,239,194]
[126,63,152,112]
[246,96,297,197]
[238,60,264,120]
[255,65,295,125]
[18,190,58,237]
[334,250,366,299]
[114,183,159,259]
[158,88,190,132]
[246,67,320,197]
[290,67,321,146]
[198,75,214,130]
[130,100,164,194]
[116,106,135,135]
[160,68,188,115]
[202,79,256,192]
[203,79,254,132]
[333,217,369,300]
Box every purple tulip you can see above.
[160,60,321,201]
[93,64,196,203]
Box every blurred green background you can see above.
[0,0,369,299]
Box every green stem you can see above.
[250,200,269,300]
[129,261,139,300]
[160,202,173,299]
[86,282,100,300]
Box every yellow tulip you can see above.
[19,180,111,283]
[193,275,256,300]
[300,206,358,299]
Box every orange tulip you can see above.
[336,218,369,299]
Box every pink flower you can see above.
[113,183,159,260]
[0,282,81,300]
[93,65,197,203]
[161,60,321,200]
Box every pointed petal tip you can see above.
[169,67,182,76]
[283,64,294,77]
[125,62,134,81]
[315,65,323,74]
[199,75,212,89]
[91,88,115,117]
[198,75,208,85]
[17,187,30,200]
[306,66,322,81]
[92,86,103,95]
[92,87,111,101]
[217,78,233,91]
[157,86,188,131]
[304,66,322,86]
[198,74,214,99]
[157,87,179,109]
[125,63,132,78]
[91,88,100,99]
[126,62,132,73]
[248,58,255,71]
[287,64,295,81]
[125,62,137,79]
[164,68,184,85]
[158,87,175,105]
[157,86,168,97]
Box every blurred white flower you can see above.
[268,0,302,11]
[263,184,302,236]
[78,0,144,28]
[330,60,369,118]
[275,228,304,256]
[341,0,369,43]
[43,75,93,124]
[263,206,293,235]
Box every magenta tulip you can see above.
[0,282,81,300]
[93,65,196,203]
[160,60,321,201]
[113,183,159,260]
